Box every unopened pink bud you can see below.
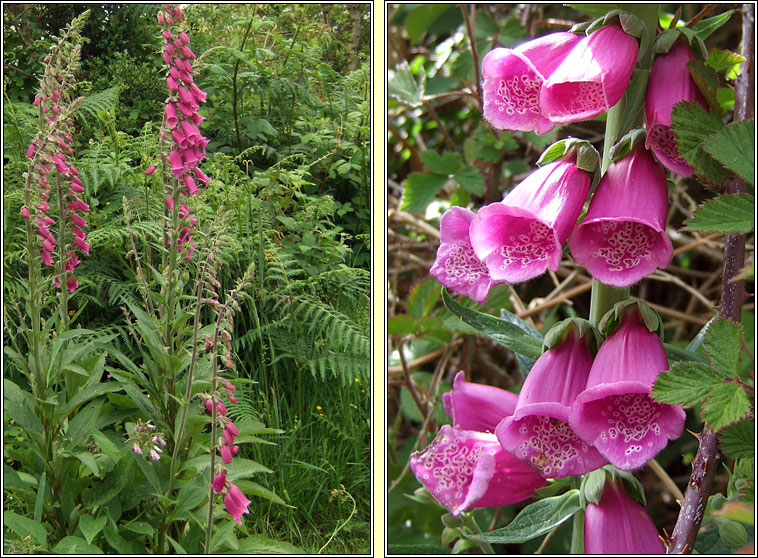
[179,31,189,44]
[145,164,157,175]
[21,207,30,218]
[132,442,142,455]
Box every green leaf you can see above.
[685,194,755,234]
[404,4,453,43]
[466,490,581,543]
[400,172,448,213]
[66,398,104,449]
[706,48,746,73]
[407,276,442,320]
[4,510,48,548]
[692,11,733,41]
[420,151,461,176]
[453,167,485,195]
[52,535,103,554]
[670,101,730,180]
[389,61,425,106]
[719,420,754,460]
[388,314,418,335]
[387,544,451,555]
[75,452,100,477]
[442,289,544,360]
[651,362,725,405]
[687,59,721,113]
[702,383,751,431]
[123,521,154,537]
[78,514,107,545]
[235,479,288,506]
[704,120,756,186]
[236,535,304,554]
[3,379,43,435]
[703,318,744,378]
[34,471,46,522]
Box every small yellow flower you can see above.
[354,378,360,384]
[316,405,322,411]
[68,310,75,316]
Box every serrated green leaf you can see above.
[388,61,425,106]
[4,511,48,547]
[685,194,755,234]
[704,120,755,186]
[407,276,441,320]
[442,289,543,360]
[719,420,754,459]
[466,490,581,544]
[704,318,744,378]
[671,101,730,180]
[706,48,746,72]
[692,10,733,41]
[702,383,752,431]
[420,151,462,176]
[400,172,448,213]
[651,363,725,405]
[388,314,418,335]
[453,167,485,195]
[687,58,721,113]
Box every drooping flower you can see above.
[429,207,498,303]
[482,32,580,134]
[410,372,546,516]
[645,40,708,176]
[568,147,673,287]
[541,24,638,124]
[224,484,251,525]
[496,327,607,478]
[213,470,226,493]
[585,478,666,554]
[469,156,590,283]
[569,307,686,471]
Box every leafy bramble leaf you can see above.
[671,101,730,181]
[706,48,746,73]
[704,120,756,186]
[442,288,544,360]
[651,362,725,405]
[420,151,462,176]
[453,167,485,195]
[703,318,744,378]
[687,59,721,113]
[719,420,754,460]
[685,194,755,234]
[702,383,752,431]
[465,490,581,544]
[400,172,448,213]
[407,276,442,320]
[388,61,425,106]
[388,314,418,335]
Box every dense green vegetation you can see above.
[3,4,370,554]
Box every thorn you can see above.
[686,428,700,440]
[675,499,682,506]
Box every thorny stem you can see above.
[667,4,753,554]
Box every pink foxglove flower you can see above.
[429,207,498,303]
[585,478,666,554]
[645,40,708,176]
[569,308,685,471]
[541,24,638,124]
[213,471,226,493]
[224,484,251,525]
[568,147,673,287]
[469,156,590,283]
[410,372,546,516]
[496,329,607,478]
[482,32,580,134]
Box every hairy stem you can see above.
[667,4,753,554]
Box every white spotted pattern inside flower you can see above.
[499,220,553,270]
[649,124,689,165]
[437,241,489,287]
[415,432,490,510]
[597,393,663,455]
[561,81,605,115]
[494,75,542,115]
[516,416,588,477]
[590,221,657,272]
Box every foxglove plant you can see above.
[645,39,709,176]
[469,155,590,283]
[410,373,547,516]
[496,325,607,478]
[568,146,673,287]
[584,477,666,554]
[569,306,686,470]
[541,23,639,124]
[482,32,580,134]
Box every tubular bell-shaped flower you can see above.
[645,40,708,176]
[541,24,638,124]
[482,32,580,134]
[568,147,673,287]
[429,207,499,303]
[223,484,251,525]
[585,478,666,554]
[569,308,685,471]
[469,156,590,283]
[410,372,546,516]
[496,328,607,478]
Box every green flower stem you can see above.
[570,509,585,554]
[589,282,630,327]
[461,513,495,555]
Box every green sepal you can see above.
[602,465,647,506]
[543,317,601,353]
[610,128,647,162]
[536,138,600,179]
[580,469,608,506]
[598,300,663,339]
